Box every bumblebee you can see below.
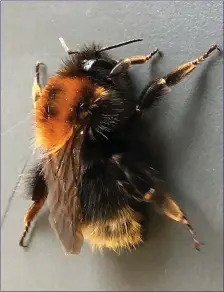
[19,37,220,254]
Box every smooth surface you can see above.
[1,1,223,291]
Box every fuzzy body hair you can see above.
[27,44,154,252]
[23,40,216,253]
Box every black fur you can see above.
[26,161,48,202]
[66,45,156,223]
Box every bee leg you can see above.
[109,48,160,77]
[163,44,221,87]
[143,191,203,251]
[19,161,47,247]
[19,199,45,247]
[32,61,45,104]
[138,44,221,111]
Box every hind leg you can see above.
[19,162,47,247]
[143,188,202,250]
[19,199,45,247]
[138,44,221,110]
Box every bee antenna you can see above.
[59,37,80,55]
[97,38,143,53]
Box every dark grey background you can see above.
[1,1,223,291]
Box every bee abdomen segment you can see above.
[82,208,144,252]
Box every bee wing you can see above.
[47,179,84,255]
[43,133,84,255]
